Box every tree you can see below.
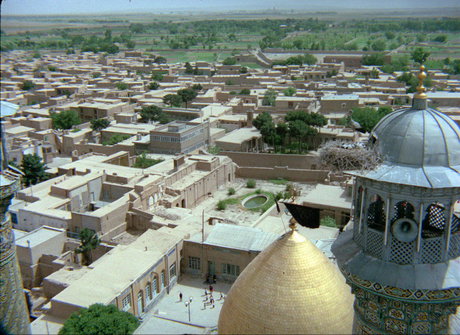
[90,118,111,132]
[116,82,129,90]
[371,39,386,51]
[148,82,160,90]
[411,48,430,64]
[140,105,169,123]
[153,56,167,64]
[21,154,48,186]
[163,94,183,107]
[283,87,296,96]
[351,106,392,133]
[222,57,237,65]
[362,53,385,66]
[151,73,164,82]
[184,62,194,74]
[59,303,139,335]
[253,112,273,130]
[51,110,81,130]
[21,80,35,91]
[177,88,198,108]
[433,35,447,43]
[192,84,203,91]
[126,40,136,49]
[262,89,277,106]
[240,88,250,95]
[75,228,100,266]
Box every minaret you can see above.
[0,103,31,334]
[332,66,460,334]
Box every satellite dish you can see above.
[391,218,418,243]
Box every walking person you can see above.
[179,292,183,302]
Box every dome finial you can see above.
[414,65,427,100]
[289,218,298,232]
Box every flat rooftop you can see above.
[298,184,351,211]
[189,223,279,252]
[51,228,185,308]
[215,127,261,144]
[15,226,65,248]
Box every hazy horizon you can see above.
[2,0,459,16]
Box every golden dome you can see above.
[218,227,354,334]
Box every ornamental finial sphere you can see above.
[414,65,427,100]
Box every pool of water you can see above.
[242,195,269,209]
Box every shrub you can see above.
[21,80,35,91]
[255,189,262,194]
[116,82,129,90]
[228,187,236,196]
[217,200,227,211]
[246,179,256,188]
[320,216,337,228]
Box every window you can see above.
[160,271,165,289]
[367,194,386,231]
[121,293,131,311]
[169,263,176,279]
[222,263,240,276]
[392,201,415,222]
[152,277,157,295]
[422,203,446,238]
[145,283,152,302]
[188,256,201,270]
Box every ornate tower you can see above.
[332,67,460,334]
[0,102,30,334]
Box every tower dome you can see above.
[359,67,460,188]
[370,108,460,170]
[218,225,354,334]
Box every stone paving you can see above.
[135,275,233,334]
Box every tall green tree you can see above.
[51,110,81,130]
[351,106,393,133]
[253,112,273,130]
[262,89,277,106]
[90,118,111,132]
[140,105,170,123]
[411,48,430,64]
[21,80,35,91]
[59,304,139,335]
[177,88,198,108]
[163,94,183,107]
[21,154,48,186]
[75,228,100,266]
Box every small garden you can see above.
[216,179,299,214]
[216,189,275,214]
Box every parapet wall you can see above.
[236,166,328,183]
[221,151,320,169]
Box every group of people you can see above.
[202,285,224,309]
[178,285,225,310]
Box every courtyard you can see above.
[135,275,233,334]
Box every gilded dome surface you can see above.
[218,229,354,334]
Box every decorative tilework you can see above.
[0,178,30,334]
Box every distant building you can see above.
[136,121,209,155]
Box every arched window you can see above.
[451,200,460,233]
[367,194,386,231]
[422,202,446,238]
[392,201,415,222]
